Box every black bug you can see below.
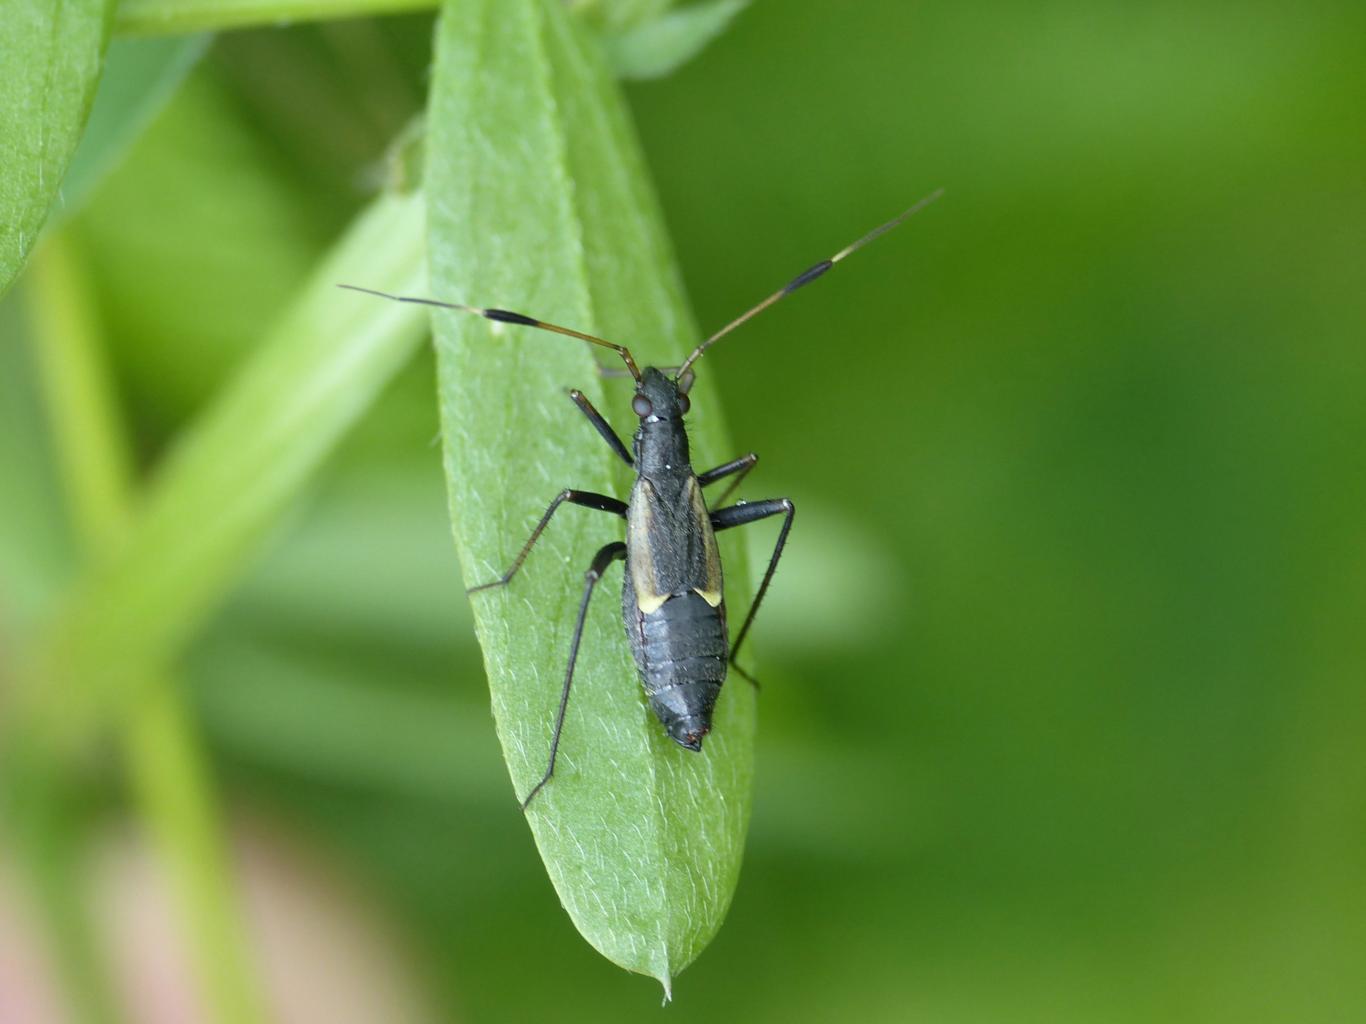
[341,188,941,808]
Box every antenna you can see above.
[676,188,944,377]
[338,284,641,381]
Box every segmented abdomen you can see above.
[623,585,728,744]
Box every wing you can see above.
[627,475,723,614]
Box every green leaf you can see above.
[427,0,755,990]
[603,0,748,80]
[26,187,428,748]
[0,0,114,299]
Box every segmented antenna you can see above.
[676,188,944,378]
[338,284,641,381]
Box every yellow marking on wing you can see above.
[692,587,723,607]
[629,479,669,613]
[638,591,670,614]
[687,476,724,605]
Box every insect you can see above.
[341,188,941,808]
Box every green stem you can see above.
[1,744,122,1024]
[115,0,436,37]
[27,233,133,550]
[125,683,265,1024]
[112,0,670,39]
[25,233,266,1024]
[25,189,428,756]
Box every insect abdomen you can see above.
[624,587,728,750]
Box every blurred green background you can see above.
[3,0,1365,1020]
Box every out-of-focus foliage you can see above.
[2,0,1364,1021]
[60,36,211,222]
[601,0,748,80]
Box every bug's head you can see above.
[632,366,695,423]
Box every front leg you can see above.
[568,389,633,466]
[710,497,795,680]
[469,489,627,593]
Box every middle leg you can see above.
[698,452,758,507]
[468,489,627,593]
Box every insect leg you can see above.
[521,540,627,810]
[568,389,633,466]
[468,490,627,594]
[698,452,758,507]
[710,498,795,684]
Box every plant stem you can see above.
[27,234,133,550]
[25,232,266,1024]
[1,745,123,1024]
[125,681,266,1024]
[112,0,673,39]
[115,0,436,37]
[24,189,428,755]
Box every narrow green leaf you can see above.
[603,0,748,80]
[427,0,755,989]
[25,188,428,748]
[0,0,114,299]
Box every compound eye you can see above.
[677,369,696,394]
[632,394,653,418]
[677,394,691,415]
